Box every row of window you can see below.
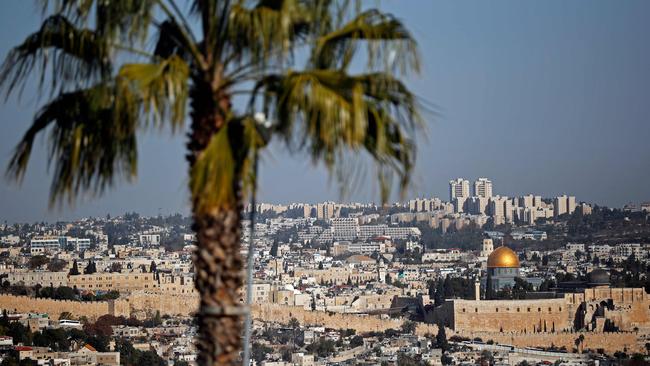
[462,306,563,313]
[77,275,149,281]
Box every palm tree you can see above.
[1,1,422,365]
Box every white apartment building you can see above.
[0,235,20,245]
[422,249,461,262]
[554,195,576,216]
[587,244,613,258]
[408,197,443,212]
[331,241,386,256]
[317,202,336,220]
[489,196,513,225]
[565,243,585,252]
[139,234,161,246]
[453,196,468,213]
[467,196,489,215]
[474,178,493,198]
[614,243,643,258]
[449,178,470,201]
[330,218,359,241]
[30,236,62,254]
[357,225,420,240]
[69,237,92,251]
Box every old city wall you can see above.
[111,292,199,318]
[0,293,200,321]
[449,299,571,333]
[0,295,110,320]
[252,304,404,332]
[456,330,643,355]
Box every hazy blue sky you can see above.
[1,1,649,222]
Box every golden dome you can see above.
[487,246,520,268]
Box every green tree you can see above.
[69,260,80,276]
[28,255,49,270]
[436,324,448,351]
[401,320,417,334]
[349,335,364,348]
[485,271,495,300]
[1,2,421,365]
[270,240,279,257]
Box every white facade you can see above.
[139,234,161,246]
[330,218,359,241]
[473,178,493,198]
[449,178,470,201]
[30,237,61,254]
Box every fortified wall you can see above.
[0,295,111,320]
[252,304,404,333]
[455,330,644,355]
[429,298,571,333]
[0,292,199,320]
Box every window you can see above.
[462,308,466,313]
[475,308,478,313]
[495,308,499,312]
[527,308,531,312]
[538,308,541,312]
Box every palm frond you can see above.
[117,56,190,130]
[311,9,419,73]
[254,69,420,202]
[0,14,111,96]
[6,84,138,206]
[40,0,156,43]
[227,0,310,65]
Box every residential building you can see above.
[474,178,493,198]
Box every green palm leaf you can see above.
[117,56,190,130]
[0,14,111,95]
[7,84,138,206]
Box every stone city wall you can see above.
[0,294,110,320]
[450,299,571,333]
[0,293,200,320]
[456,330,643,355]
[251,304,404,332]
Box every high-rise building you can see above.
[317,202,335,220]
[474,178,493,198]
[467,197,489,215]
[489,196,511,224]
[449,178,470,202]
[554,195,576,217]
[519,194,535,209]
[453,196,468,213]
[303,204,312,218]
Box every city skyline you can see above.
[1,0,650,222]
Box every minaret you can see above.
[474,280,481,301]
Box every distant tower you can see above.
[449,178,470,201]
[474,280,481,301]
[480,238,494,258]
[450,178,470,213]
[474,178,493,198]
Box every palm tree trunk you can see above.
[193,206,243,366]
[188,80,243,366]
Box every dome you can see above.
[487,246,520,268]
[588,268,610,285]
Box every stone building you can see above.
[69,272,157,292]
[7,271,69,287]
